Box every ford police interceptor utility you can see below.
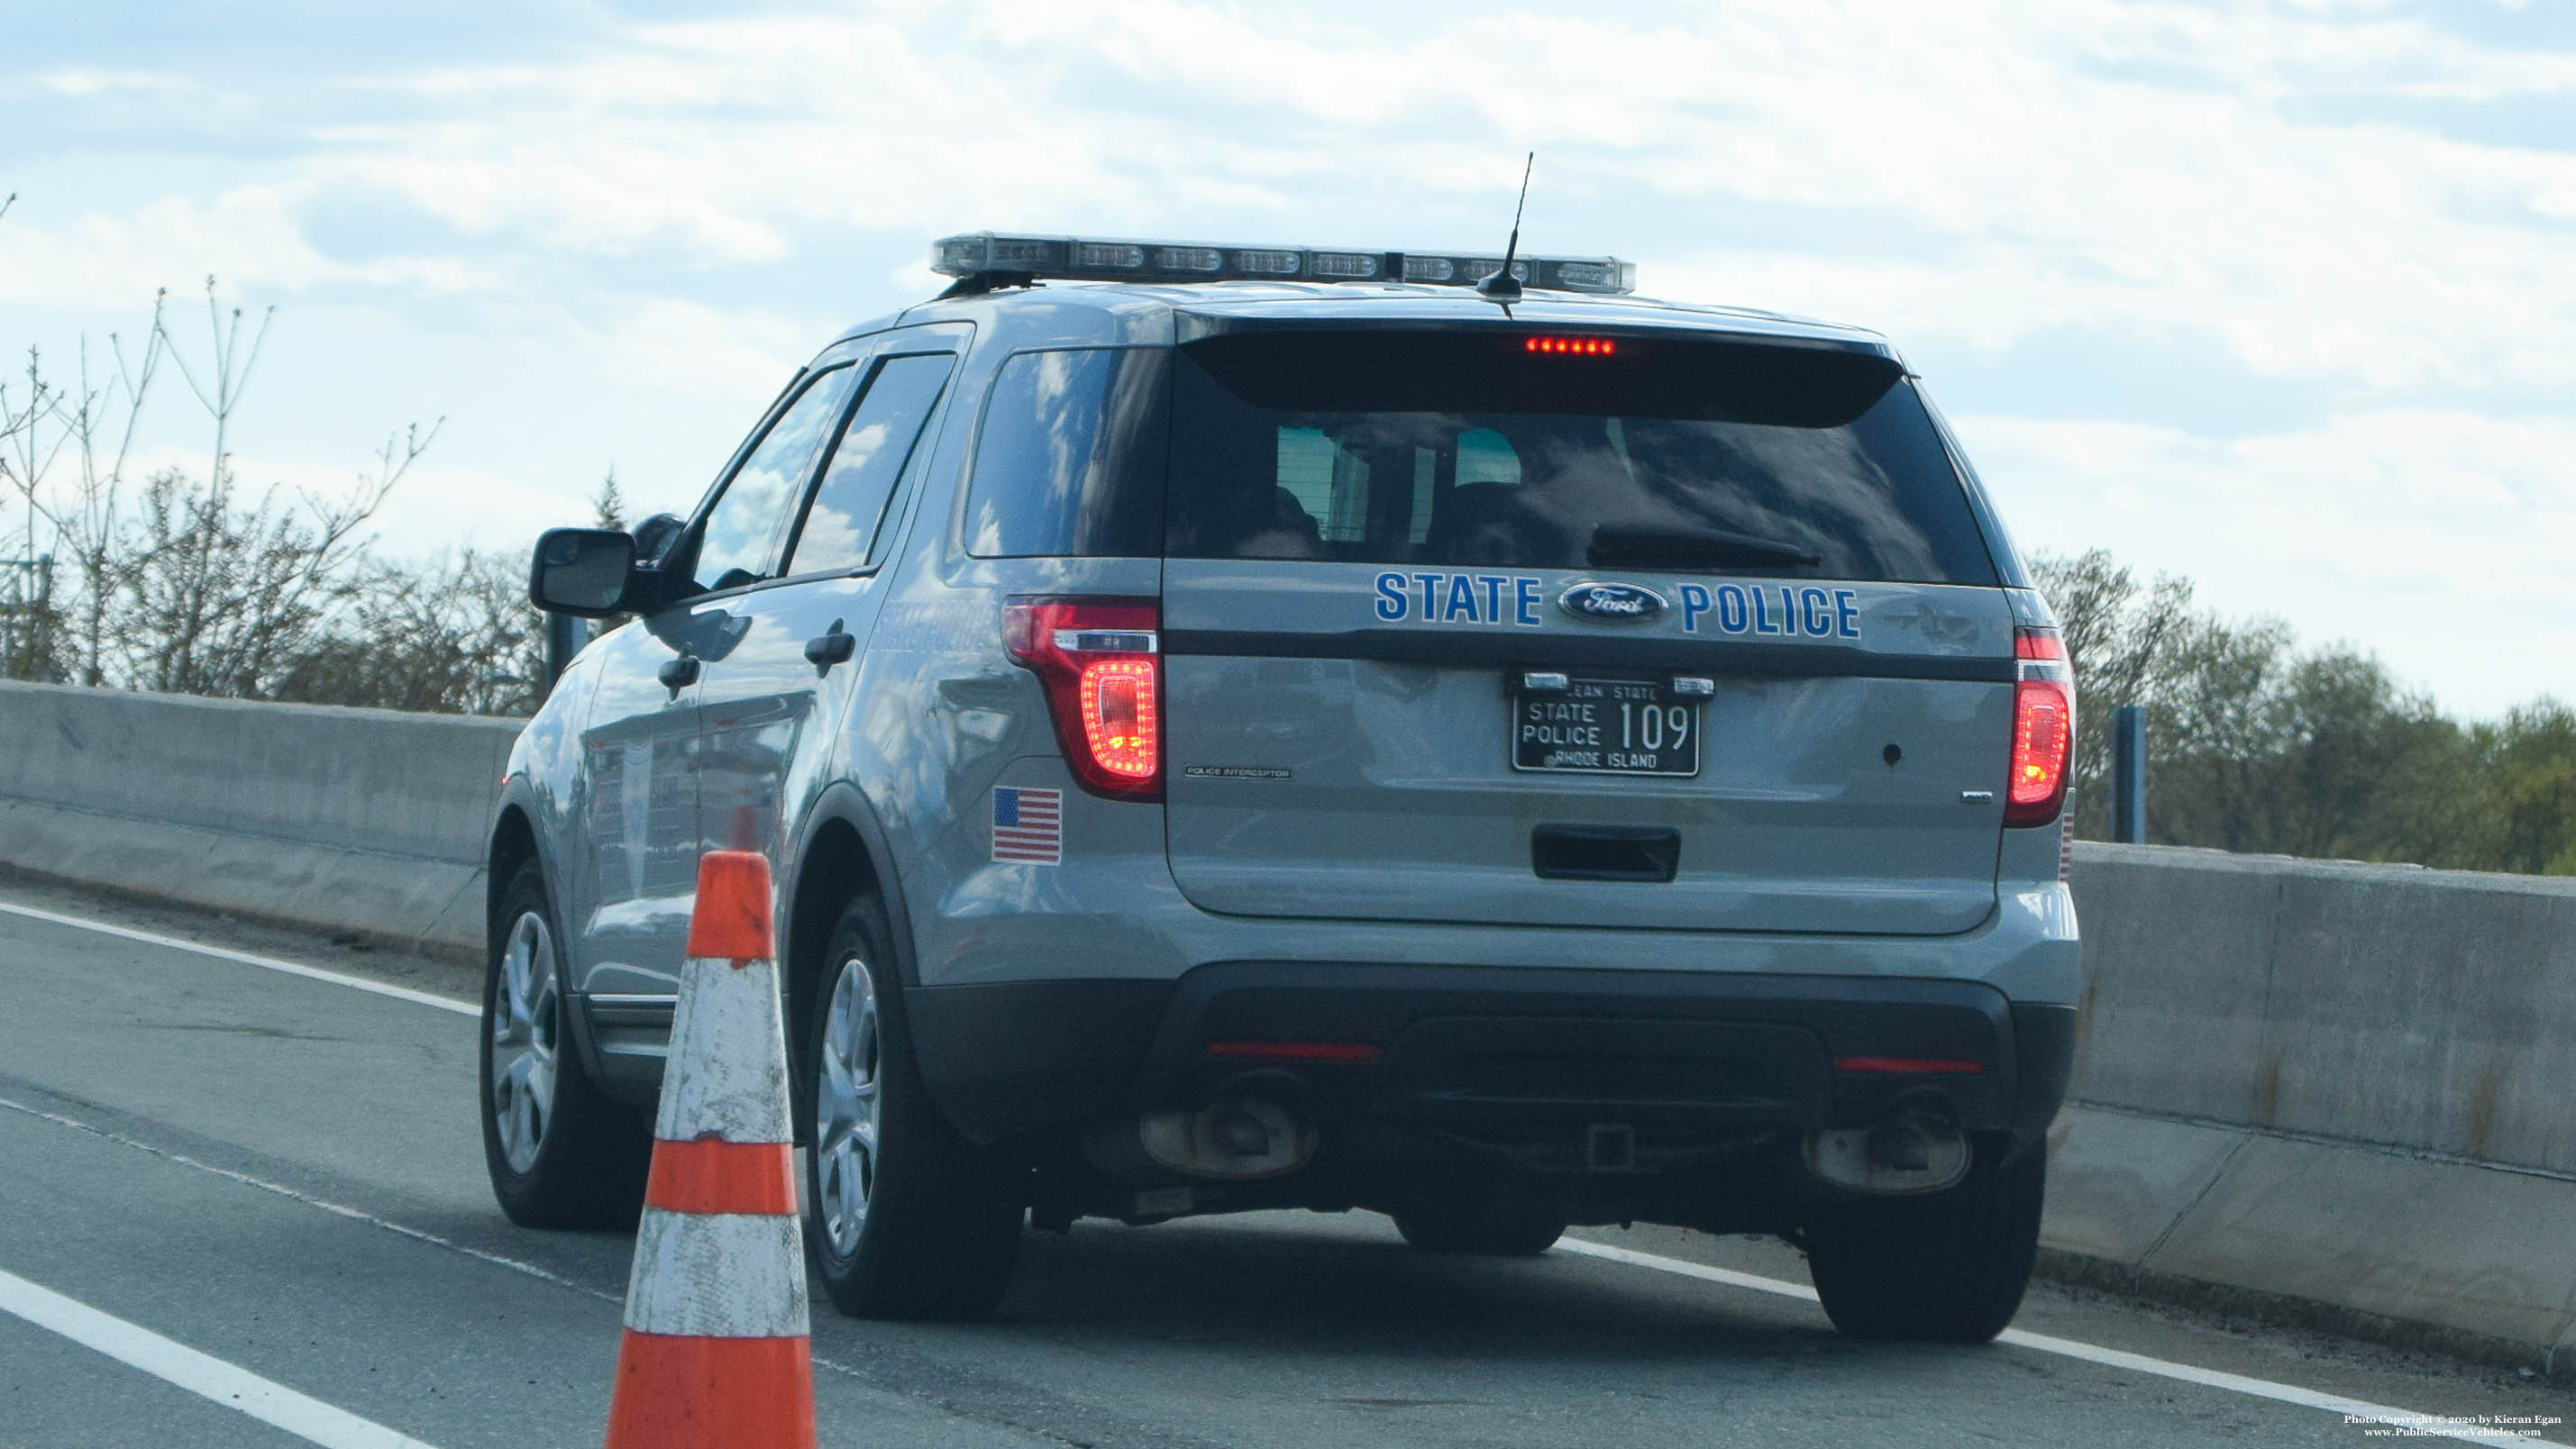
[487,231,2081,1342]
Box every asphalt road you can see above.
[2,874,2567,1449]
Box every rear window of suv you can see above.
[1165,329,1997,584]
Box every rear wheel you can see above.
[1393,1197,1567,1256]
[1804,1140,2045,1343]
[479,860,651,1228]
[802,892,1024,1320]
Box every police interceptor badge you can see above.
[1557,581,1667,623]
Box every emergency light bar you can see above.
[930,232,1637,295]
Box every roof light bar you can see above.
[930,232,1637,295]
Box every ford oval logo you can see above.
[1557,581,1668,623]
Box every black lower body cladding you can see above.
[906,963,2078,1161]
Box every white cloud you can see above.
[101,440,591,563]
[14,0,2576,714]
[0,186,498,313]
[593,296,814,407]
[1961,406,2576,715]
[160,1,2562,399]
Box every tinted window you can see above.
[962,348,1165,559]
[784,353,955,576]
[1165,332,1996,585]
[695,366,860,592]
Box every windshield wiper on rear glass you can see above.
[1588,523,1823,571]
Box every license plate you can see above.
[1511,676,1702,777]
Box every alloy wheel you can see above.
[489,910,560,1173]
[815,954,883,1258]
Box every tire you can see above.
[1393,1197,1567,1256]
[802,891,1024,1321]
[1804,1139,2045,1343]
[480,859,652,1229]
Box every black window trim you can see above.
[1914,385,2029,590]
[673,337,965,606]
[770,346,964,587]
[677,358,859,603]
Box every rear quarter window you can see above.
[962,347,1167,559]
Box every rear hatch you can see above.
[1158,322,2016,936]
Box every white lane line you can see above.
[4,894,2548,1444]
[1558,1238,1821,1303]
[0,1265,441,1449]
[0,1095,608,1304]
[1998,1327,2562,1448]
[1557,1239,2563,1448]
[2,1093,894,1402]
[0,901,476,1016]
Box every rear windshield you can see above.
[1164,330,1997,584]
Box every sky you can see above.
[5,0,2573,718]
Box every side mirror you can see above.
[529,528,635,615]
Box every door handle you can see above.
[658,655,699,690]
[804,623,856,668]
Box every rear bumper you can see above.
[909,962,2077,1160]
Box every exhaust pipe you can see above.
[1083,1074,1318,1182]
[1140,1094,1312,1179]
[1805,1094,1970,1195]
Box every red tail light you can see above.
[1004,597,1161,800]
[2006,626,2073,827]
[1833,1056,1984,1075]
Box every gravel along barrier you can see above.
[5,679,2572,1377]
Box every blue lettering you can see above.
[1717,584,1749,633]
[1375,572,1406,621]
[1514,576,1540,625]
[1834,588,1860,640]
[1752,587,1782,634]
[1679,583,1711,633]
[1412,572,1445,621]
[1478,574,1509,624]
[1800,587,1832,637]
[1444,573,1479,622]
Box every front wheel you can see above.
[479,860,651,1228]
[1804,1140,2045,1343]
[802,893,1023,1321]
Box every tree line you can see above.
[2033,550,2575,875]
[1,274,590,717]
[5,239,2564,873]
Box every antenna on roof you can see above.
[1475,152,1535,309]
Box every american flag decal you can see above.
[991,787,1064,864]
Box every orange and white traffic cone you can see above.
[604,850,816,1449]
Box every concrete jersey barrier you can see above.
[0,679,518,955]
[2053,843,2576,1375]
[2069,842,2576,1175]
[3,680,2571,1372]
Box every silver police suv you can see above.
[484,232,2082,1342]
